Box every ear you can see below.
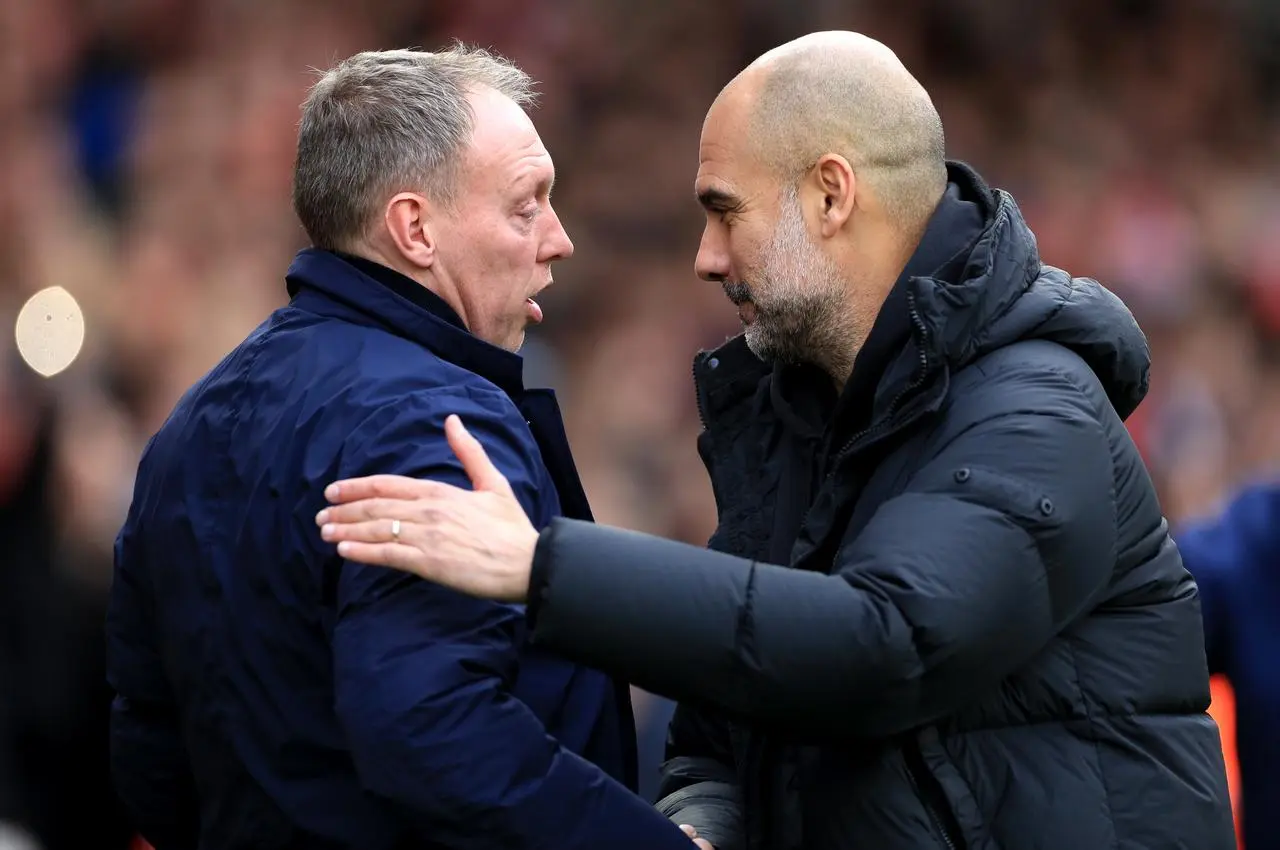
[807,154,857,238]
[383,193,436,270]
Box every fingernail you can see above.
[325,484,340,501]
[322,523,335,539]
[315,510,329,525]
[336,541,350,557]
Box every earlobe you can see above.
[385,193,436,270]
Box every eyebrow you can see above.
[696,187,742,212]
[517,172,556,198]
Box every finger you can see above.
[679,825,697,839]
[320,518,405,545]
[333,540,424,575]
[325,474,435,504]
[693,840,714,850]
[445,415,514,496]
[316,493,450,527]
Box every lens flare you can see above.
[14,286,85,378]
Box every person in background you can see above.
[0,350,132,850]
[1176,481,1280,850]
[107,46,704,850]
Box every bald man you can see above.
[315,32,1237,850]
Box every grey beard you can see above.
[722,281,752,305]
[746,296,858,380]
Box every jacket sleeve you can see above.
[107,503,201,850]
[528,370,1117,741]
[1174,483,1276,677]
[656,705,744,850]
[332,390,695,850]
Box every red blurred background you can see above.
[1,1,1272,847]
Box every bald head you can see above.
[729,31,946,232]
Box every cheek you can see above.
[729,228,768,284]
[470,228,539,322]
[492,220,539,272]
[467,222,530,277]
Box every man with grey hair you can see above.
[318,32,1237,849]
[107,46,702,849]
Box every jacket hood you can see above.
[911,165,1151,420]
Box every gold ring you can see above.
[391,519,401,541]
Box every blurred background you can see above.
[1,0,1275,847]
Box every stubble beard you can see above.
[737,196,856,378]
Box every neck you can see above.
[824,346,857,389]
[820,263,899,389]
[350,242,471,330]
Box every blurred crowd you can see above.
[1,0,1276,847]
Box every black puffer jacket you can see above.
[525,164,1235,849]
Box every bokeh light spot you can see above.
[15,286,86,378]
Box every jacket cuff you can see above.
[526,527,555,629]
[655,781,746,850]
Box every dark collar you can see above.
[331,251,469,332]
[826,164,988,438]
[284,248,526,395]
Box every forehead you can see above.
[465,88,554,187]
[695,87,764,200]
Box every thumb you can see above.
[445,415,514,495]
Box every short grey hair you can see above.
[292,44,536,252]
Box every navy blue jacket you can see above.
[1177,483,1280,850]
[106,249,694,849]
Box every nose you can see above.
[540,205,574,262]
[694,223,729,282]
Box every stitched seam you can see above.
[1065,634,1122,850]
[947,709,1207,733]
[732,563,761,709]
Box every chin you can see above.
[743,326,770,360]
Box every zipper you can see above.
[930,805,959,850]
[823,290,933,480]
[926,803,957,850]
[692,355,710,428]
[904,742,963,850]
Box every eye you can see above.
[517,201,540,221]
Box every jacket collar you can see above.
[828,164,989,435]
[285,248,526,395]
